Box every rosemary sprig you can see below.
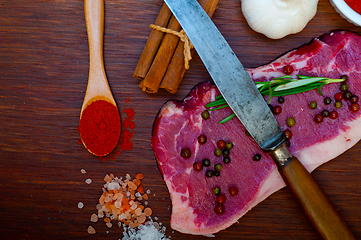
[206,75,345,123]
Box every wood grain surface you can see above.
[1,0,360,239]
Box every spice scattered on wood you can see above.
[134,0,220,94]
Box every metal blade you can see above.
[164,0,284,151]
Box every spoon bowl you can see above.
[79,0,121,156]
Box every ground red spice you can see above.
[345,0,361,15]
[120,107,136,151]
[79,100,121,156]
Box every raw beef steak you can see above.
[151,30,361,235]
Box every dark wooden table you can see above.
[1,0,360,239]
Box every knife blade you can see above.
[164,0,355,239]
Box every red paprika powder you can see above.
[345,0,361,15]
[79,100,121,156]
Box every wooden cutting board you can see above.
[0,0,360,239]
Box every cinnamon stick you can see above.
[160,0,220,93]
[133,3,172,80]
[139,0,218,93]
[139,14,183,93]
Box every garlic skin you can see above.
[241,0,319,39]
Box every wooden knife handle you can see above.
[270,143,355,240]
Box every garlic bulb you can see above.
[241,0,319,39]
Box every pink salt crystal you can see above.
[137,213,146,224]
[104,174,112,182]
[134,207,142,216]
[87,225,96,234]
[144,207,152,217]
[127,181,137,190]
[90,213,98,223]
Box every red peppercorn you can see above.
[314,114,323,123]
[283,65,294,75]
[334,92,343,101]
[180,148,191,159]
[329,111,338,119]
[216,194,226,205]
[217,140,226,149]
[272,106,282,115]
[214,204,225,215]
[283,129,292,140]
[193,162,203,171]
[198,134,207,144]
[350,103,360,113]
[350,95,359,103]
[229,186,238,196]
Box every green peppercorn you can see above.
[324,97,332,105]
[180,148,191,159]
[214,163,223,172]
[253,154,262,161]
[213,187,220,195]
[335,101,343,109]
[205,170,214,178]
[223,156,231,164]
[226,142,233,150]
[201,110,210,120]
[202,158,211,167]
[286,117,296,127]
[340,82,349,92]
[309,101,317,109]
[214,148,223,157]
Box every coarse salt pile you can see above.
[121,217,170,240]
[88,173,156,234]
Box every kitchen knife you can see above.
[163,0,355,239]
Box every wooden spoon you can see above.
[80,0,121,156]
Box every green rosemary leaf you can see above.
[274,77,326,91]
[206,75,345,124]
[205,98,227,108]
[219,113,236,124]
[215,95,223,100]
[208,104,229,111]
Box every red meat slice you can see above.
[151,30,361,235]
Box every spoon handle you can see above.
[83,0,115,112]
[85,0,104,68]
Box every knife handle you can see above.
[270,144,355,240]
